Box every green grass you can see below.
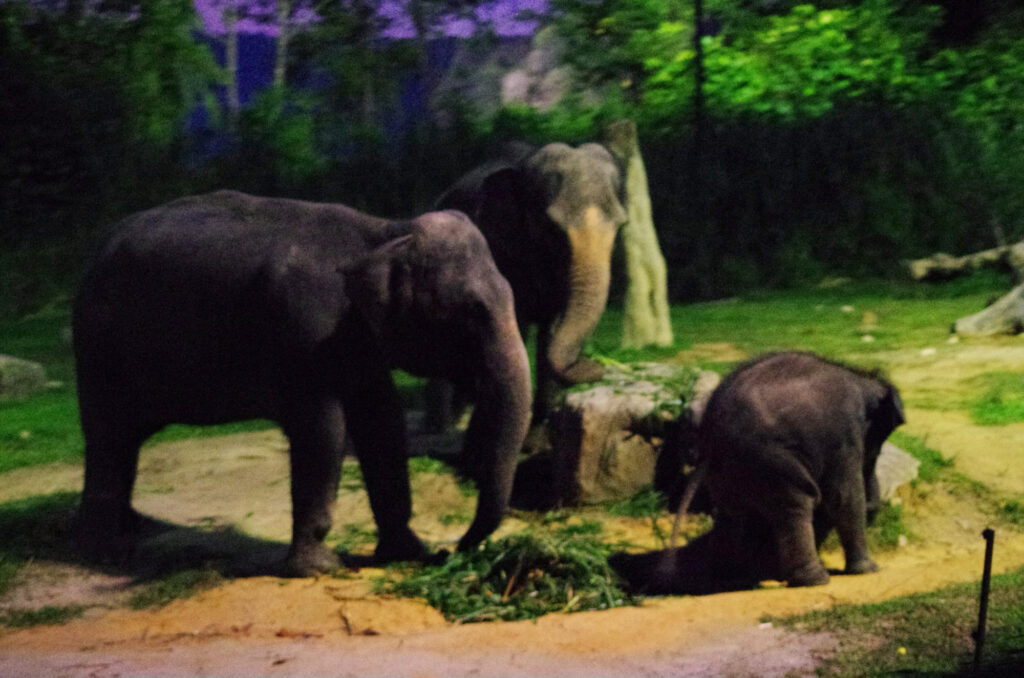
[889,431,955,483]
[777,567,1024,677]
[967,372,1024,426]
[0,605,87,628]
[128,568,225,610]
[592,274,1009,365]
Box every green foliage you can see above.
[377,523,633,622]
[234,86,328,192]
[128,568,224,610]
[778,567,1024,676]
[606,487,666,519]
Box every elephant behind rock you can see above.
[73,190,532,577]
[613,351,904,594]
[432,141,627,428]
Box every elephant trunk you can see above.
[456,327,532,551]
[546,207,617,385]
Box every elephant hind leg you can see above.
[772,500,830,588]
[77,417,152,564]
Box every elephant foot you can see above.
[559,357,605,385]
[284,542,340,577]
[76,504,140,566]
[786,560,830,587]
[373,529,429,565]
[843,557,879,575]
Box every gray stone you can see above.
[544,363,718,505]
[954,283,1024,336]
[0,355,47,401]
[875,442,920,501]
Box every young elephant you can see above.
[73,190,532,576]
[613,351,904,593]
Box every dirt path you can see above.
[1,343,1023,677]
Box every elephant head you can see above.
[522,143,627,384]
[437,142,626,424]
[345,210,533,550]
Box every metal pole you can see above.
[973,528,995,670]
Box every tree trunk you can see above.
[273,0,290,89]
[907,241,1024,281]
[224,3,240,129]
[603,119,674,349]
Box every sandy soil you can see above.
[1,341,1023,677]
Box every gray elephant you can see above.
[431,142,627,428]
[612,351,904,594]
[73,190,532,576]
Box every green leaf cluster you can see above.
[377,523,633,622]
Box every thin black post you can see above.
[973,528,995,670]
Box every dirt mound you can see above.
[2,342,1024,677]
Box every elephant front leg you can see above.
[342,373,428,565]
[282,400,345,577]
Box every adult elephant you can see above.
[613,351,904,594]
[431,142,627,429]
[73,190,532,576]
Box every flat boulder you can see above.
[512,363,718,508]
[0,354,47,401]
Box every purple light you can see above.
[192,0,546,38]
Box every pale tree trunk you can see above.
[273,0,290,88]
[224,3,240,129]
[603,120,674,349]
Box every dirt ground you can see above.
[2,341,1023,677]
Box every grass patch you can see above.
[999,500,1024,527]
[592,274,1008,364]
[777,567,1024,677]
[376,522,633,623]
[889,431,954,483]
[331,523,377,553]
[128,568,224,610]
[0,605,86,629]
[868,502,908,551]
[967,372,1024,426]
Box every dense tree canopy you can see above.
[3,0,1024,316]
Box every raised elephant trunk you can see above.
[457,324,533,551]
[546,206,617,384]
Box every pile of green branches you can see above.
[376,523,634,623]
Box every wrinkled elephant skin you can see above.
[434,142,627,427]
[73,191,532,576]
[615,352,904,594]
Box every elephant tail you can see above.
[670,459,709,548]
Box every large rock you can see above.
[0,355,47,401]
[954,283,1024,336]
[512,363,718,508]
[875,442,920,501]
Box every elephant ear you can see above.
[866,383,906,444]
[341,235,415,338]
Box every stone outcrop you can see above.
[954,283,1024,336]
[512,362,719,508]
[0,354,47,401]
